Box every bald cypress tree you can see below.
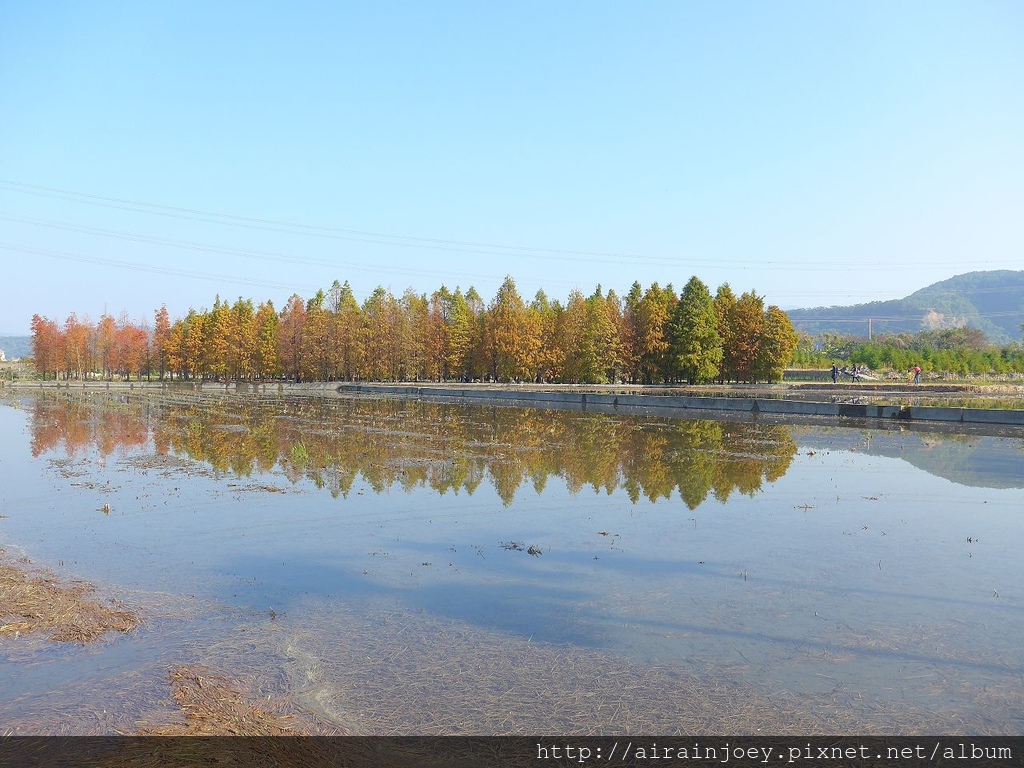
[713,283,737,383]
[756,305,799,382]
[666,276,722,384]
[486,276,539,382]
[730,291,765,382]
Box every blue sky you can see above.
[1,1,1021,334]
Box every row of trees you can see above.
[30,275,799,384]
[30,312,150,382]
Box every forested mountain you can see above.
[786,271,1024,344]
[0,336,31,360]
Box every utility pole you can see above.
[868,318,872,340]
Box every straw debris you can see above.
[107,664,421,768]
[0,553,140,643]
[138,664,316,736]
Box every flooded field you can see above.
[1,389,1023,734]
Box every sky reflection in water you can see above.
[2,391,1023,732]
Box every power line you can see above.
[3,206,1013,277]
[0,242,323,296]
[792,307,1024,321]
[0,213,509,283]
[5,238,1023,336]
[4,179,1021,272]
[0,211,868,278]
[792,313,1023,322]
[0,184,703,271]
[0,179,662,262]
[0,240,578,304]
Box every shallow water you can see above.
[1,390,1022,734]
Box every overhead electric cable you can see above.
[0,242,323,296]
[6,179,1019,272]
[5,209,1014,276]
[0,213,508,282]
[0,179,660,261]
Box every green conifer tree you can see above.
[666,276,722,384]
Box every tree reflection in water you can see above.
[27,392,798,509]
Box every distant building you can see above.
[0,349,6,362]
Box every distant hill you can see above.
[787,271,1024,345]
[0,335,31,360]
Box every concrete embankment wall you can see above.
[333,383,1024,427]
[7,379,1023,427]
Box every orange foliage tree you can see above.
[31,274,799,384]
[30,314,63,380]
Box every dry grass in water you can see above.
[0,553,140,643]
[139,664,326,736]
[0,594,253,735]
[0,664,177,735]
[103,664,426,768]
